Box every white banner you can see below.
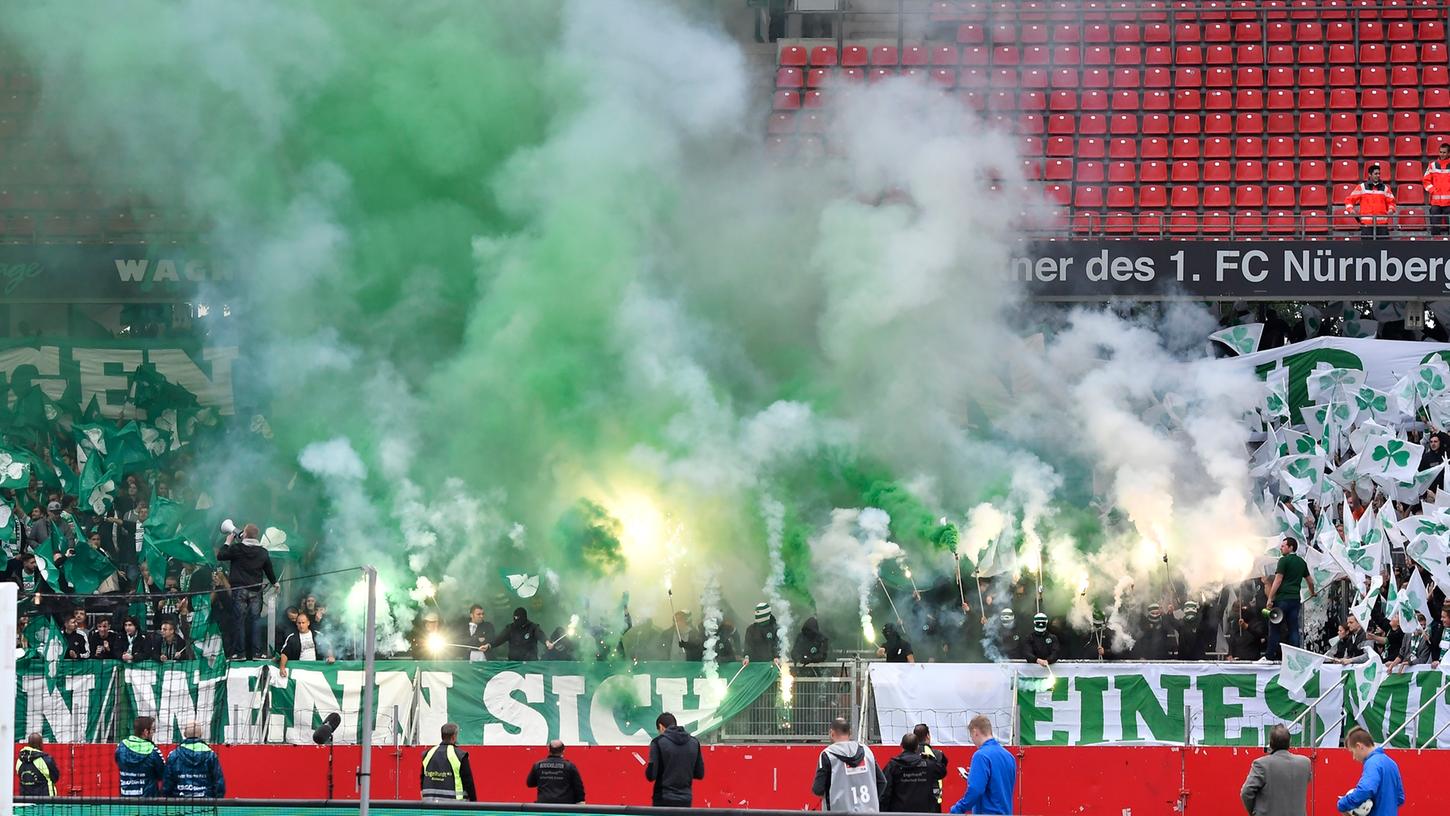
[871,662,1361,748]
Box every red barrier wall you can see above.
[35,744,1444,813]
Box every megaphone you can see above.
[313,712,342,745]
[1262,606,1285,625]
[220,519,237,535]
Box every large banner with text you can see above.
[17,660,778,746]
[871,663,1450,748]
[0,339,238,418]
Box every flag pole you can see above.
[954,554,967,610]
[877,575,905,628]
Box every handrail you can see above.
[1288,672,1349,744]
[1381,673,1447,747]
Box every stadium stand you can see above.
[769,0,1450,238]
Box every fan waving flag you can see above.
[0,446,33,489]
[1359,436,1422,488]
[1210,323,1263,356]
[78,455,120,515]
[1347,648,1388,716]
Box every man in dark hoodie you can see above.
[793,617,830,665]
[813,717,885,812]
[526,740,586,804]
[217,523,278,660]
[878,623,914,663]
[482,607,546,661]
[115,716,165,798]
[1025,613,1060,666]
[744,602,779,664]
[645,712,704,806]
[881,732,946,813]
[163,721,225,798]
[16,733,60,797]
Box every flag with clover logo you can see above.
[78,455,120,515]
[1264,366,1290,423]
[1306,366,1365,404]
[1396,570,1432,634]
[1390,464,1443,505]
[1352,385,1397,424]
[1393,360,1450,416]
[0,446,33,489]
[1277,644,1325,702]
[1276,454,1325,499]
[1347,648,1388,715]
[1359,436,1422,487]
[1210,323,1263,356]
[1348,576,1383,634]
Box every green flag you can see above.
[102,421,156,471]
[48,440,78,495]
[0,445,34,488]
[142,496,214,581]
[64,541,117,595]
[79,454,120,515]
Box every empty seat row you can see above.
[950,19,1445,45]
[930,0,1444,23]
[1011,110,1444,135]
[929,86,1450,110]
[1032,133,1450,158]
[877,65,1450,90]
[1038,158,1428,183]
[788,41,1450,69]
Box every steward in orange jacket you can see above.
[1425,143,1450,235]
[1345,164,1396,238]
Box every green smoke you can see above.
[1,0,1267,654]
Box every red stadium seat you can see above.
[1362,66,1388,86]
[1331,135,1359,157]
[1234,21,1262,41]
[1108,137,1137,159]
[1106,185,1136,208]
[1267,185,1296,208]
[1267,211,1298,234]
[1429,112,1450,132]
[1171,185,1200,207]
[1300,185,1329,207]
[1235,66,1263,87]
[1021,25,1050,44]
[1236,89,1263,110]
[1329,88,1357,109]
[1175,21,1201,41]
[1073,185,1104,208]
[1267,44,1294,65]
[1267,160,1295,182]
[1420,20,1446,39]
[1363,88,1389,110]
[1107,161,1136,183]
[1236,161,1265,183]
[961,47,990,66]
[1364,136,1392,158]
[842,44,870,66]
[1237,44,1264,64]
[1360,21,1385,41]
[1206,113,1233,135]
[1325,21,1354,41]
[1144,90,1171,110]
[1236,186,1265,208]
[1296,21,1323,40]
[1140,184,1169,207]
[1141,160,1169,181]
[1428,88,1450,109]
[957,24,986,44]
[1172,136,1199,158]
[1239,136,1266,158]
[1044,159,1073,180]
[1265,90,1294,111]
[1204,22,1232,42]
[1304,210,1330,233]
[1102,212,1136,234]
[1396,160,1422,182]
[1391,66,1419,87]
[1266,113,1295,134]
[1144,67,1171,88]
[1390,43,1418,64]
[902,45,930,66]
[1329,112,1357,133]
[1272,67,1299,87]
[1328,44,1356,64]
[1390,111,1417,132]
[1331,160,1360,181]
[1142,137,1170,158]
[1204,185,1231,209]
[780,46,809,66]
[1168,211,1200,235]
[1327,66,1354,86]
[1232,211,1261,234]
[1046,136,1074,156]
[1299,112,1326,133]
[1143,113,1171,134]
[1110,113,1138,134]
[772,90,801,110]
[1172,160,1200,182]
[871,46,900,65]
[930,45,960,65]
[1205,137,1232,158]
[1145,45,1172,65]
[1393,88,1420,109]
[1236,112,1264,134]
[1401,207,1427,229]
[1398,184,1426,205]
[1205,158,1232,180]
[1297,43,1325,63]
[1082,90,1109,110]
[776,67,805,88]
[1077,161,1106,182]
[1299,160,1328,181]
[1394,135,1422,157]
[1111,90,1140,111]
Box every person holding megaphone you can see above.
[217,519,278,660]
[1264,538,1314,662]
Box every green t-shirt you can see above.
[1274,553,1309,601]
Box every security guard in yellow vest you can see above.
[17,732,61,797]
[913,723,948,811]
[420,722,477,802]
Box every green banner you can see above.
[18,660,778,746]
[0,338,237,419]
[0,243,233,303]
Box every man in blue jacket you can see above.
[164,721,226,798]
[949,715,1015,815]
[1337,727,1405,816]
[115,716,164,798]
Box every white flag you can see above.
[1210,323,1264,356]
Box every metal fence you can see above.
[716,660,861,742]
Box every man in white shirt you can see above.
[278,611,334,677]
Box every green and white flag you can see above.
[1393,360,1450,416]
[1359,436,1422,487]
[1264,366,1290,424]
[1347,648,1387,716]
[1303,402,1354,458]
[1352,385,1398,424]
[64,542,117,595]
[1277,644,1325,702]
[1348,577,1383,632]
[1210,323,1263,356]
[0,446,33,489]
[1391,464,1443,505]
[1306,366,1365,404]
[1397,570,1432,634]
[1276,502,1308,545]
[1277,454,1324,499]
[975,524,1019,578]
[78,454,119,515]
